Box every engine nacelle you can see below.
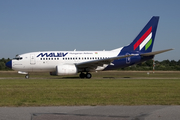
[56,64,78,75]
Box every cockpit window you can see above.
[13,56,23,60]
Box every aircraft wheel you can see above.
[25,74,29,79]
[86,73,92,79]
[79,73,85,78]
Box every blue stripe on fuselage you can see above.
[104,55,154,70]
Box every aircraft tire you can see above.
[79,73,86,78]
[25,74,29,79]
[86,73,92,79]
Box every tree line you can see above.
[0,58,11,70]
[120,59,180,71]
[0,58,180,71]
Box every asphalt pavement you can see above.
[1,106,180,120]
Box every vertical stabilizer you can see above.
[120,16,159,54]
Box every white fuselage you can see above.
[12,50,121,73]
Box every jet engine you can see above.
[55,64,78,75]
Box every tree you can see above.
[0,62,5,70]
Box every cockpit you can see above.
[13,55,23,60]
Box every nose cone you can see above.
[6,60,12,69]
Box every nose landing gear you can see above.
[25,74,29,79]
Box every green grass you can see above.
[0,71,180,106]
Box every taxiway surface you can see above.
[1,106,180,120]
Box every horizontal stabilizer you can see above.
[140,49,173,56]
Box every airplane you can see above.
[6,16,172,79]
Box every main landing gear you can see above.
[79,72,92,79]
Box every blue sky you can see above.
[0,0,179,61]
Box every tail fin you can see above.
[121,16,159,53]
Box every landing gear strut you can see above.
[79,72,92,79]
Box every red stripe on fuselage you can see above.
[134,26,152,50]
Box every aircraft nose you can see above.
[6,60,12,69]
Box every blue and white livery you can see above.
[6,16,172,79]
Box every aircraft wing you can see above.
[140,49,173,56]
[76,54,134,69]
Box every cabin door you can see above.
[30,54,36,65]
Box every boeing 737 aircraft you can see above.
[6,16,172,79]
